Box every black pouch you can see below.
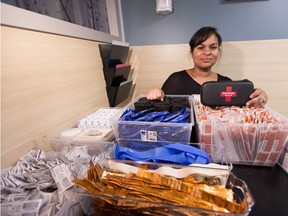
[200,79,254,106]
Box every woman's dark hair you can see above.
[189,27,222,51]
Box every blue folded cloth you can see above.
[115,143,210,165]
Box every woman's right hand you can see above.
[146,88,165,100]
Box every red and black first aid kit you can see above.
[200,79,254,106]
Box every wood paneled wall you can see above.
[1,26,109,168]
[132,40,288,117]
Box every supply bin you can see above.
[111,95,194,143]
[47,108,121,150]
[0,138,117,216]
[73,158,254,216]
[278,142,288,173]
[192,94,288,166]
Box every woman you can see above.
[146,27,267,108]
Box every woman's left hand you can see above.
[246,88,268,108]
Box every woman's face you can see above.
[191,34,220,71]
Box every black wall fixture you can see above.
[99,44,133,107]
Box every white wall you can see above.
[121,0,288,45]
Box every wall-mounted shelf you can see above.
[106,80,133,107]
[104,63,131,87]
[99,44,134,107]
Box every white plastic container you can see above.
[192,94,288,166]
[111,95,194,143]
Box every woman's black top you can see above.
[162,70,232,95]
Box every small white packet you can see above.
[65,145,89,161]
[50,164,74,193]
[0,199,42,216]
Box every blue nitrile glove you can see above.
[115,143,210,165]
